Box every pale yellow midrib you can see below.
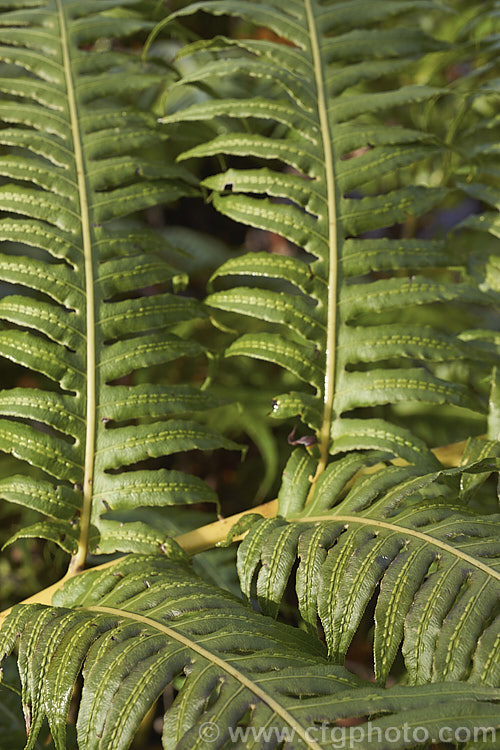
[57,0,95,573]
[304,0,339,481]
[87,605,324,750]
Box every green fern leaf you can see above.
[0,0,235,563]
[159,0,499,478]
[1,556,498,749]
[236,455,500,685]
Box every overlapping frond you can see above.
[0,0,235,561]
[1,555,499,750]
[157,0,498,473]
[235,447,500,685]
[0,4,497,748]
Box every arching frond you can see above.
[236,450,500,685]
[0,0,236,564]
[157,0,499,475]
[1,555,498,750]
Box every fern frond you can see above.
[0,0,236,564]
[236,450,500,685]
[1,555,498,750]
[158,0,498,476]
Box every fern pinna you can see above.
[0,0,238,566]
[238,444,500,685]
